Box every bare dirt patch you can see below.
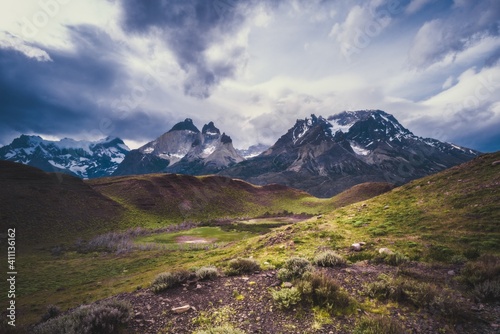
[175,236,214,244]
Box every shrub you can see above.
[372,252,409,266]
[270,287,301,309]
[277,257,314,281]
[33,299,132,334]
[151,270,192,294]
[365,275,473,319]
[461,255,500,302]
[193,324,246,334]
[313,251,346,267]
[354,316,405,334]
[471,278,500,302]
[297,272,353,313]
[41,305,61,322]
[226,258,260,276]
[196,266,219,280]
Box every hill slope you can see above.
[249,151,500,261]
[0,161,123,247]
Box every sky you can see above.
[0,0,499,152]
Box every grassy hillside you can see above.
[0,161,123,248]
[0,160,392,250]
[0,162,394,328]
[247,152,500,263]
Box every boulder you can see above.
[351,243,362,251]
[378,247,393,255]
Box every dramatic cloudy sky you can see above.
[0,0,499,152]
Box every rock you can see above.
[196,284,202,289]
[379,247,393,255]
[359,242,366,246]
[317,215,323,219]
[172,305,191,314]
[447,270,455,276]
[492,161,500,166]
[282,282,293,288]
[351,243,362,251]
[384,205,390,209]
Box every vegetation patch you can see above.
[296,272,355,314]
[32,299,132,334]
[353,315,405,334]
[365,274,472,319]
[270,287,301,309]
[313,250,347,267]
[151,270,192,294]
[226,258,261,276]
[460,255,500,302]
[277,257,314,282]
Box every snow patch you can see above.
[143,147,155,154]
[349,142,371,156]
[328,119,354,133]
[202,145,216,157]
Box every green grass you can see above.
[4,153,499,329]
[135,227,254,245]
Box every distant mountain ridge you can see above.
[0,111,481,195]
[113,118,244,176]
[220,110,480,197]
[0,135,130,178]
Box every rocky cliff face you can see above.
[220,110,480,197]
[113,119,244,176]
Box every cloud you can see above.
[408,0,500,68]
[0,32,52,61]
[329,0,402,63]
[119,0,259,98]
[405,0,436,14]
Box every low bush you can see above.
[33,299,132,334]
[196,266,219,280]
[297,272,354,313]
[277,257,314,281]
[193,324,246,334]
[151,270,192,294]
[226,258,260,276]
[365,274,473,319]
[270,287,301,309]
[461,255,500,302]
[313,251,347,267]
[353,315,405,334]
[372,252,409,266]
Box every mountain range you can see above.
[220,110,480,197]
[0,110,480,196]
[113,118,244,176]
[0,135,129,178]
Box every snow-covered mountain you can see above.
[0,135,130,178]
[220,110,480,197]
[236,144,269,159]
[113,119,244,176]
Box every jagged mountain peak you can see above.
[289,114,333,145]
[168,118,200,133]
[221,133,232,144]
[0,135,130,178]
[202,121,221,135]
[220,109,480,197]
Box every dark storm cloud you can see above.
[0,25,173,145]
[119,0,256,98]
